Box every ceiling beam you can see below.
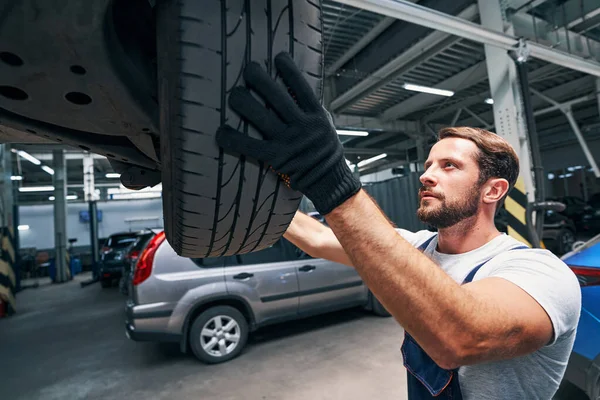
[22,152,107,161]
[455,75,596,128]
[505,0,550,12]
[329,4,479,113]
[359,159,409,175]
[343,147,405,155]
[422,63,566,122]
[334,0,600,77]
[357,132,414,148]
[511,11,600,62]
[334,114,421,133]
[380,61,488,121]
[326,17,396,76]
[537,0,600,30]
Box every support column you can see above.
[596,78,600,117]
[83,153,99,280]
[53,149,69,283]
[478,0,539,248]
[0,144,16,315]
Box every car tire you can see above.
[189,305,249,364]
[556,228,576,256]
[370,292,392,317]
[155,0,323,258]
[100,279,111,288]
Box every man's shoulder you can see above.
[491,235,565,263]
[394,228,436,247]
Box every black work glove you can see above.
[215,52,361,215]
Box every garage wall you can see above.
[363,173,429,233]
[18,199,164,250]
[540,138,600,172]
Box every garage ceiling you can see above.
[8,0,600,203]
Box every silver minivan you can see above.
[125,230,390,364]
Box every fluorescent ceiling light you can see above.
[49,195,79,201]
[17,150,41,165]
[10,176,23,181]
[357,153,387,167]
[345,159,355,169]
[19,186,55,192]
[337,130,369,137]
[402,83,454,97]
[41,165,54,175]
[484,98,494,104]
[111,192,162,200]
[18,225,29,231]
[107,183,162,195]
[105,173,121,178]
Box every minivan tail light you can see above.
[133,232,165,286]
[569,266,600,287]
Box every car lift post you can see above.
[81,153,100,287]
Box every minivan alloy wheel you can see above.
[200,316,241,357]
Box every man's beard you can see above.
[417,186,481,229]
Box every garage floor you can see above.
[0,273,408,400]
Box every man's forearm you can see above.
[324,189,486,368]
[283,211,326,257]
[284,211,354,266]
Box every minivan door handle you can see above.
[299,265,316,272]
[233,272,254,280]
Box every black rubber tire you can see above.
[155,0,323,258]
[370,292,392,317]
[189,305,249,364]
[100,279,111,288]
[556,228,576,256]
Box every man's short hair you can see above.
[438,127,520,210]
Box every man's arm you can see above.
[325,189,554,370]
[283,211,354,267]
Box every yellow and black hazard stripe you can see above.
[504,176,545,249]
[0,225,16,316]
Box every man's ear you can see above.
[482,178,510,205]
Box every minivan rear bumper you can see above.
[125,300,181,343]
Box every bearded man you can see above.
[215,52,581,400]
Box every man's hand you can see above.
[215,52,361,215]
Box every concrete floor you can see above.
[0,273,408,400]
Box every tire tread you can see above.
[157,0,323,258]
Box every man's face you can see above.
[417,137,483,229]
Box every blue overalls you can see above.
[401,235,528,399]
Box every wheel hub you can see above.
[200,315,241,357]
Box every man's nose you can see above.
[419,169,437,186]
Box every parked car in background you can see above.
[554,234,600,400]
[549,196,600,236]
[119,229,159,295]
[541,210,578,256]
[494,208,577,256]
[99,230,153,288]
[125,230,390,364]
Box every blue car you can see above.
[558,234,600,399]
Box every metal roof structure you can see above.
[323,0,600,175]
[9,0,600,203]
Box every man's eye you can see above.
[445,162,455,168]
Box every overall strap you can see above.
[462,244,530,284]
[417,234,437,252]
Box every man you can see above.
[215,52,581,399]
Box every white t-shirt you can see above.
[396,229,582,400]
